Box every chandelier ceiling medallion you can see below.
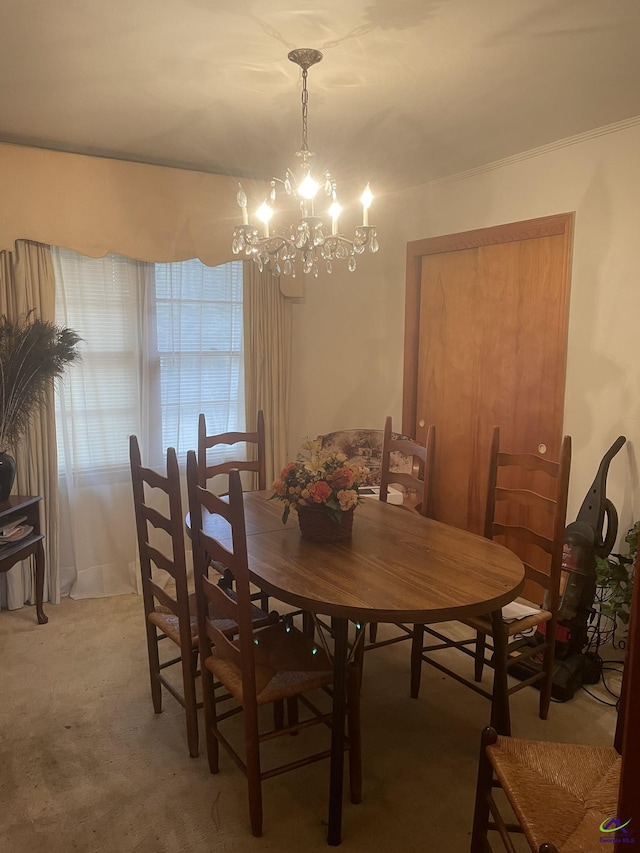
[232,48,378,278]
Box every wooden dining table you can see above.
[200,490,525,846]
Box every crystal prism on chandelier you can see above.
[232,48,379,277]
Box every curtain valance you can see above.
[0,142,302,297]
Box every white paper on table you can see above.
[358,486,404,505]
[0,515,27,536]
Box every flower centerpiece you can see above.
[271,439,369,541]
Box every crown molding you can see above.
[427,115,640,188]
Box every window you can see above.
[154,258,244,458]
[53,250,244,472]
[54,252,145,472]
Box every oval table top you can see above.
[200,491,525,624]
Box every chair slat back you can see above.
[494,487,557,514]
[484,426,571,605]
[496,450,561,477]
[201,576,243,670]
[129,435,191,629]
[187,451,258,696]
[197,410,266,491]
[379,417,435,517]
[491,523,555,556]
[522,564,552,589]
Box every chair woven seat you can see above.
[205,620,333,705]
[488,736,621,852]
[463,598,552,637]
[148,610,199,647]
[151,591,272,644]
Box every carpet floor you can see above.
[0,595,620,852]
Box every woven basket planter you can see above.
[297,505,355,542]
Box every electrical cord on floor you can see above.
[581,686,618,707]
[600,661,625,701]
[579,655,623,707]
[578,610,627,706]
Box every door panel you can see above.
[404,214,573,536]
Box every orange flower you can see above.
[330,466,354,488]
[308,481,332,503]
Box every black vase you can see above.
[0,452,16,502]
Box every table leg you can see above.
[327,617,348,846]
[34,539,48,624]
[489,610,509,735]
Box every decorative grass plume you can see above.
[0,312,82,452]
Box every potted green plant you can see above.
[595,520,638,629]
[0,312,81,501]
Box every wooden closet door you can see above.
[403,214,573,535]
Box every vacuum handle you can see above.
[575,435,626,537]
[598,497,619,558]
[603,435,627,464]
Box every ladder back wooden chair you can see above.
[129,434,200,757]
[471,541,639,852]
[379,416,436,517]
[366,416,436,649]
[411,426,571,734]
[187,452,362,838]
[314,421,433,656]
[197,410,266,491]
[198,410,268,610]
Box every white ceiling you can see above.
[1,0,640,195]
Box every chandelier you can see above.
[232,48,379,278]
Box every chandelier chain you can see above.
[232,48,378,277]
[301,69,309,153]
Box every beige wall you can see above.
[289,120,640,536]
[3,128,638,538]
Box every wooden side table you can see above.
[0,495,48,624]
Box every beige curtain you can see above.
[0,240,60,610]
[243,262,292,486]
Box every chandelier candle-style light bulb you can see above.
[256,201,273,238]
[299,173,320,200]
[237,184,249,226]
[231,48,379,278]
[361,183,373,227]
[329,201,342,236]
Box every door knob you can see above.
[419,419,425,428]
[538,443,547,455]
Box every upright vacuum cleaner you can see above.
[509,435,626,701]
